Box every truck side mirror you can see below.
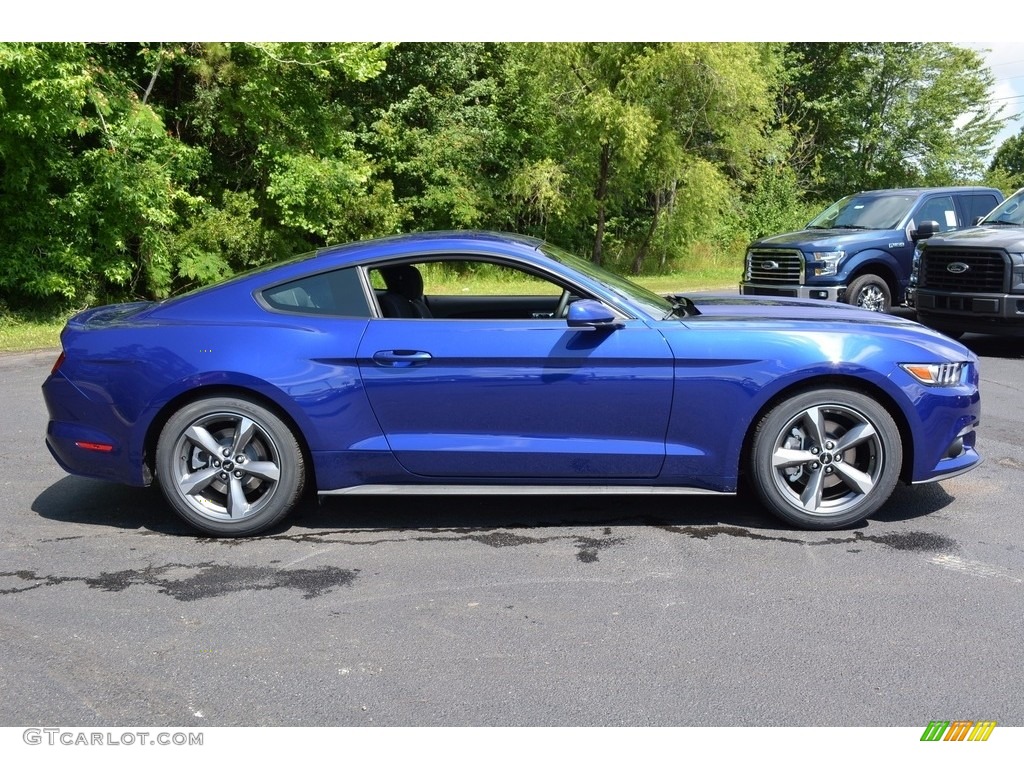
[913,220,939,241]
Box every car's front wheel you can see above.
[750,388,902,529]
[155,396,305,536]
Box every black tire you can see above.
[155,396,305,536]
[846,274,891,313]
[749,388,902,530]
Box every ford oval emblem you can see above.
[947,262,970,274]
[763,260,779,270]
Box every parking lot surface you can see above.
[2,338,1022,726]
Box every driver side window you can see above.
[915,196,957,232]
[368,258,580,321]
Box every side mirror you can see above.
[566,300,623,330]
[913,220,939,242]
[972,215,984,226]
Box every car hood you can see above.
[685,294,911,323]
[676,295,972,359]
[750,229,896,251]
[924,224,1024,249]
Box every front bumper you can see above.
[916,290,1024,335]
[739,282,844,302]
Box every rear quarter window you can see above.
[261,268,371,317]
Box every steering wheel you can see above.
[554,288,571,319]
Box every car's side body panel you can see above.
[356,317,674,479]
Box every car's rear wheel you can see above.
[156,396,305,536]
[846,274,891,312]
[750,388,902,529]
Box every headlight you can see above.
[1010,253,1024,292]
[910,248,921,286]
[900,362,969,386]
[810,250,844,276]
[744,251,752,282]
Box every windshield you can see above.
[540,243,675,319]
[981,188,1024,226]
[807,194,917,230]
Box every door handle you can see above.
[372,350,433,368]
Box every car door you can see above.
[356,315,674,479]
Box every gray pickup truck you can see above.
[910,187,1024,337]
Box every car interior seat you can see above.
[378,265,432,318]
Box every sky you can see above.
[964,42,1024,157]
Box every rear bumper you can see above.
[42,373,149,486]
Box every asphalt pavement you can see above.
[1,339,1022,727]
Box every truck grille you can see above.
[746,249,803,284]
[921,248,1007,293]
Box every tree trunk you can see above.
[632,191,662,275]
[659,180,677,271]
[592,143,611,265]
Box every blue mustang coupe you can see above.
[43,232,981,536]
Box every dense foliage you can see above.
[0,42,1013,310]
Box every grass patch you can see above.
[0,308,70,354]
[634,266,739,295]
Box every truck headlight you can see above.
[810,251,844,277]
[1011,254,1024,292]
[744,251,753,282]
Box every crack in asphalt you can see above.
[200,524,958,554]
[201,526,628,563]
[0,562,359,601]
[3,527,957,600]
[657,525,957,552]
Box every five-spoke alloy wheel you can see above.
[156,396,305,536]
[750,388,902,529]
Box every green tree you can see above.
[0,43,204,304]
[525,43,786,271]
[989,126,1024,191]
[788,43,1004,198]
[363,43,542,233]
[176,43,400,255]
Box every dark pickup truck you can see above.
[740,187,1004,312]
[910,187,1024,337]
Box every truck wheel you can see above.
[846,275,891,313]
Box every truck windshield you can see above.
[807,194,916,230]
[981,189,1024,226]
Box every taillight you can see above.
[74,441,114,453]
[51,351,66,376]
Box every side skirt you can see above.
[320,485,734,496]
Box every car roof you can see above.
[313,230,546,260]
[849,186,1001,197]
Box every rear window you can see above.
[963,194,1000,225]
[261,268,371,317]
